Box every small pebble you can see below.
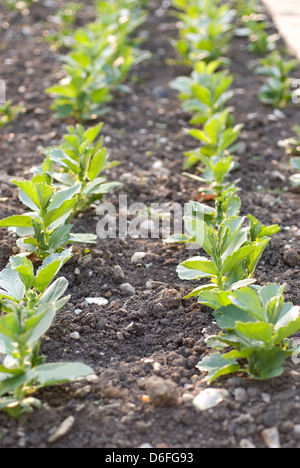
[120,283,136,296]
[262,427,281,448]
[193,388,229,411]
[234,387,247,404]
[78,254,93,266]
[182,393,195,404]
[131,252,146,264]
[283,249,299,267]
[70,332,80,340]
[239,439,256,448]
[85,297,109,306]
[262,393,271,403]
[48,416,75,444]
[145,376,178,407]
[293,425,300,436]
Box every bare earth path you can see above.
[263,0,300,61]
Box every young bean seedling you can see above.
[165,186,241,245]
[172,0,235,65]
[43,2,83,49]
[177,214,280,297]
[197,284,300,382]
[256,52,297,107]
[0,180,97,259]
[0,250,72,312]
[170,61,234,126]
[184,110,242,170]
[36,123,121,213]
[0,301,93,418]
[46,1,150,120]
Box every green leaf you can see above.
[86,181,122,195]
[184,284,216,299]
[38,277,69,308]
[259,283,285,308]
[70,51,90,68]
[0,264,25,301]
[12,180,40,212]
[197,289,231,309]
[35,362,93,386]
[0,215,34,228]
[229,278,257,290]
[48,224,72,251]
[274,316,300,344]
[214,305,255,329]
[47,185,81,212]
[50,149,79,174]
[0,313,20,354]
[164,234,193,244]
[26,304,56,344]
[235,321,274,344]
[248,349,286,380]
[69,233,97,244]
[33,250,72,293]
[230,287,264,320]
[84,123,103,143]
[10,256,34,291]
[275,303,300,329]
[184,219,207,246]
[221,245,254,275]
[88,148,107,181]
[46,85,77,98]
[191,83,212,106]
[196,353,240,384]
[44,199,77,228]
[246,238,270,276]
[35,183,53,211]
[50,172,77,187]
[177,256,218,280]
[0,372,31,398]
[248,214,280,240]
[291,157,300,171]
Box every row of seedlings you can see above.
[0,121,121,417]
[0,0,150,417]
[167,0,300,383]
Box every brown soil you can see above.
[0,0,300,449]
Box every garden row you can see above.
[0,0,149,418]
[166,0,300,384]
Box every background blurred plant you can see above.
[0,101,25,128]
[256,51,298,107]
[43,2,83,49]
[46,0,151,120]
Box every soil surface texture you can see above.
[0,0,300,449]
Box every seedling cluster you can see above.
[0,128,123,416]
[46,0,151,120]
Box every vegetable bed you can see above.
[0,0,300,448]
